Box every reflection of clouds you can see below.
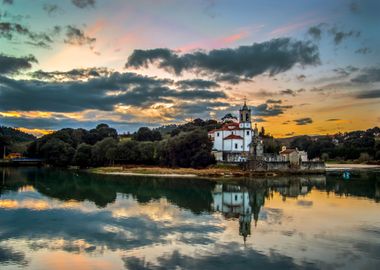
[296,200,313,207]
[259,208,284,225]
[0,198,87,211]
[0,245,28,267]
[123,243,317,270]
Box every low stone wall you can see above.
[247,160,325,173]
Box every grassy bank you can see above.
[88,164,248,178]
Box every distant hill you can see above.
[0,126,36,143]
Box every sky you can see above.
[0,0,379,137]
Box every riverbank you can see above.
[326,163,380,170]
[88,165,248,178]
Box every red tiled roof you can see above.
[211,122,242,132]
[223,134,243,140]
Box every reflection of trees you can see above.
[0,168,30,197]
[325,171,380,202]
[1,168,215,213]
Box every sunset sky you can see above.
[1,0,379,137]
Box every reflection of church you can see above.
[212,184,265,242]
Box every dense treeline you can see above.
[0,126,36,156]
[27,123,215,168]
[289,127,380,162]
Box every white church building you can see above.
[208,101,259,162]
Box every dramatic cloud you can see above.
[0,72,226,113]
[307,24,361,45]
[333,65,359,77]
[176,79,219,89]
[326,118,341,122]
[43,4,61,16]
[251,103,292,117]
[294,117,313,125]
[0,54,37,75]
[329,27,360,45]
[64,25,96,46]
[214,74,252,84]
[31,67,111,81]
[280,88,304,96]
[266,99,282,104]
[0,22,54,48]
[351,67,380,83]
[126,38,320,80]
[355,89,380,99]
[296,74,306,81]
[253,118,266,123]
[307,26,322,41]
[355,47,372,54]
[71,0,95,8]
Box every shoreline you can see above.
[87,166,248,178]
[326,163,380,170]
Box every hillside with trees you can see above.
[3,119,380,166]
[0,126,36,157]
[26,123,215,168]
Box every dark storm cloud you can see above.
[0,22,53,48]
[329,27,360,45]
[355,47,372,54]
[253,118,266,123]
[251,103,292,117]
[176,101,229,114]
[64,25,96,46]
[351,67,380,83]
[307,24,360,45]
[43,3,61,16]
[280,89,296,96]
[355,89,380,99]
[326,118,341,122]
[0,72,226,112]
[31,67,112,81]
[0,54,37,75]
[307,26,322,41]
[71,0,95,8]
[296,74,306,81]
[126,38,320,80]
[214,74,252,84]
[294,117,313,125]
[266,99,282,104]
[176,79,219,89]
[333,65,359,77]
[2,0,13,5]
[0,246,28,266]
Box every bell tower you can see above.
[239,98,251,129]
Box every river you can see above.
[0,167,379,269]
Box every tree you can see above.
[116,140,139,163]
[133,127,162,141]
[91,137,118,166]
[159,129,215,168]
[39,138,75,167]
[73,143,93,168]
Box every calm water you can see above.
[0,168,379,270]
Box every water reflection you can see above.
[0,167,379,269]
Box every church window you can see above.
[234,143,238,149]
[246,131,250,135]
[217,132,220,137]
[235,195,238,201]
